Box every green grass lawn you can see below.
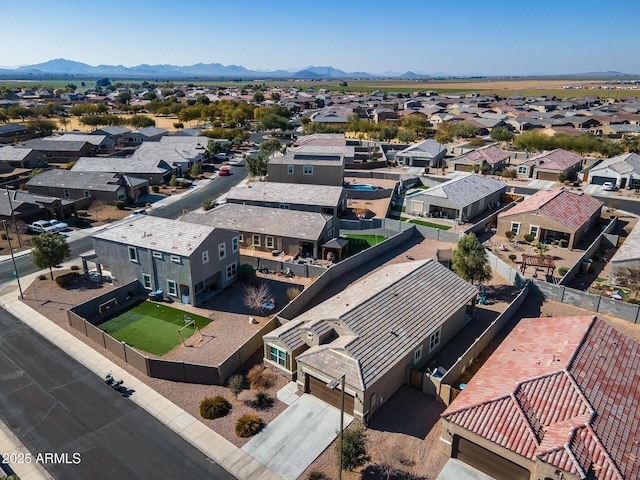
[343,234,388,256]
[408,219,452,230]
[97,300,213,355]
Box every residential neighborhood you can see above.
[2,71,640,480]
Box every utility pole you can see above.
[3,220,23,299]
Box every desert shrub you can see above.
[235,414,263,437]
[524,233,535,243]
[228,374,244,399]
[247,364,275,390]
[627,298,640,305]
[202,198,215,211]
[563,180,570,186]
[423,166,430,174]
[286,286,301,301]
[38,274,47,280]
[199,395,231,419]
[558,266,569,276]
[114,200,125,210]
[151,185,160,193]
[307,472,331,480]
[505,230,516,240]
[509,254,517,261]
[19,183,27,191]
[500,168,517,179]
[55,271,79,287]
[253,390,273,410]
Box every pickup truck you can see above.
[213,153,230,161]
[28,220,60,234]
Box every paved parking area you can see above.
[242,394,353,480]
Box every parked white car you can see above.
[28,220,60,234]
[48,219,69,232]
[128,208,148,218]
[601,182,615,191]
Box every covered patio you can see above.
[321,237,350,262]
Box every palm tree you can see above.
[533,243,549,255]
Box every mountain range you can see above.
[0,58,430,79]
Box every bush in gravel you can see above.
[523,233,535,243]
[339,426,370,471]
[247,365,275,390]
[558,266,569,276]
[509,254,517,262]
[228,374,244,399]
[286,286,301,301]
[253,390,273,410]
[114,200,125,210]
[200,395,231,419]
[55,272,79,287]
[38,274,47,280]
[151,185,160,193]
[307,472,331,480]
[235,414,263,437]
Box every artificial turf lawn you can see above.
[97,300,212,355]
[343,234,388,256]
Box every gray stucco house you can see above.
[225,182,345,218]
[93,216,240,306]
[396,138,447,167]
[181,203,334,259]
[262,260,478,421]
[404,174,507,222]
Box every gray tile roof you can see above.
[264,319,306,350]
[25,139,89,152]
[397,138,446,158]
[94,216,217,257]
[609,222,640,263]
[26,169,123,192]
[590,153,640,176]
[226,182,344,207]
[180,204,331,241]
[51,134,108,147]
[93,126,131,136]
[0,190,72,216]
[295,260,478,390]
[71,156,172,175]
[135,126,168,137]
[0,146,33,162]
[409,174,506,208]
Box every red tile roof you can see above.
[462,145,511,165]
[521,148,583,171]
[499,188,603,232]
[443,316,640,480]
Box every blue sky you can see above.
[3,0,640,75]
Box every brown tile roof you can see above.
[521,148,583,171]
[498,189,603,232]
[460,145,511,165]
[443,316,640,480]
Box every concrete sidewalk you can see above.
[0,271,280,480]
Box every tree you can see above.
[117,92,131,105]
[227,374,244,399]
[31,233,71,280]
[338,426,370,471]
[533,243,549,255]
[190,163,201,178]
[452,233,492,285]
[245,154,269,177]
[90,199,107,221]
[259,113,291,133]
[252,91,265,103]
[25,119,57,135]
[490,126,515,145]
[128,115,155,128]
[270,92,281,102]
[58,117,69,131]
[243,283,273,313]
[96,78,111,87]
[259,138,281,156]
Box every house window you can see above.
[238,234,244,243]
[529,225,539,239]
[518,166,527,174]
[171,254,181,263]
[279,203,290,210]
[218,242,226,260]
[142,273,152,290]
[252,234,261,247]
[266,236,275,249]
[510,222,521,235]
[117,191,125,200]
[167,280,178,297]
[226,262,237,280]
[328,228,334,238]
[84,191,91,198]
[411,200,424,213]
[202,250,209,264]
[429,329,441,352]
[414,345,423,364]
[287,165,294,175]
[152,251,163,259]
[268,345,286,367]
[128,246,138,262]
[195,281,204,294]
[63,189,70,198]
[232,236,239,253]
[303,165,313,175]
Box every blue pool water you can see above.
[347,184,377,191]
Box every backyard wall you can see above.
[239,255,326,279]
[424,283,531,405]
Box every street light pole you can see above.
[327,373,346,480]
[3,220,23,299]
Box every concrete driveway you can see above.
[437,459,496,480]
[242,394,353,480]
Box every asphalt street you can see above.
[0,306,234,479]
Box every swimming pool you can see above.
[347,184,378,191]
